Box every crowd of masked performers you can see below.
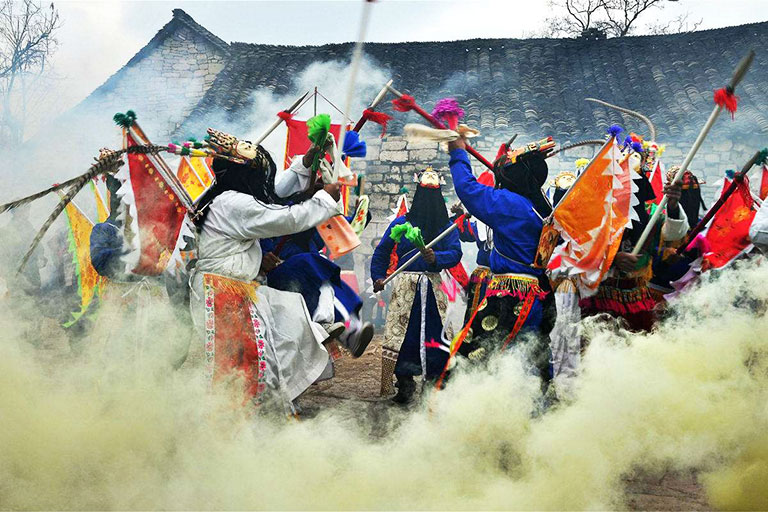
[8,110,768,416]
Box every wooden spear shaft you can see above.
[385,84,495,171]
[676,150,762,254]
[631,49,755,255]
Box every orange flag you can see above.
[548,137,634,294]
[703,176,756,269]
[90,181,109,223]
[63,200,104,326]
[176,155,214,203]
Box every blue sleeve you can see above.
[431,223,462,270]
[371,219,398,282]
[450,148,535,229]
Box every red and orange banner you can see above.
[702,176,756,269]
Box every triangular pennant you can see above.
[176,155,214,203]
[90,180,109,223]
[120,128,188,275]
[702,176,756,269]
[549,137,633,295]
[63,199,104,326]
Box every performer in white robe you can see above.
[189,134,340,411]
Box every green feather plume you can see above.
[113,110,137,128]
[306,113,332,172]
[389,221,425,249]
[757,148,768,166]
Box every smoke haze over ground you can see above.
[0,256,767,510]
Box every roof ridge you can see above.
[226,19,768,49]
[171,8,230,54]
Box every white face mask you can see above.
[235,141,258,160]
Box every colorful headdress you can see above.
[206,128,272,168]
[506,137,556,164]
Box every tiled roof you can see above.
[176,20,768,143]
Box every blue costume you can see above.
[371,215,462,381]
[449,148,550,380]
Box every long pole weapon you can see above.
[385,84,495,171]
[252,90,310,147]
[676,150,763,254]
[631,49,755,255]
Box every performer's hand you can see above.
[450,203,465,216]
[261,252,282,273]
[373,279,385,292]
[448,137,466,152]
[663,181,682,211]
[323,182,341,201]
[613,252,639,273]
[421,248,437,264]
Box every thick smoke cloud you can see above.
[0,258,767,509]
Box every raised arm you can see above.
[213,189,339,240]
[448,148,503,227]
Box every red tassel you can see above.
[277,111,294,121]
[714,87,739,119]
[453,213,467,232]
[362,109,393,137]
[392,95,416,113]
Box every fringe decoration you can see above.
[361,109,392,137]
[392,94,416,112]
[341,130,367,158]
[607,124,623,139]
[386,243,399,277]
[714,87,739,119]
[277,110,294,122]
[486,274,547,301]
[431,97,464,130]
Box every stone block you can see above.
[381,140,407,151]
[379,150,408,162]
[409,148,438,161]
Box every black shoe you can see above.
[391,375,416,405]
[347,322,374,358]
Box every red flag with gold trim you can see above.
[759,164,768,201]
[121,126,189,275]
[702,176,756,269]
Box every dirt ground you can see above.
[299,336,712,512]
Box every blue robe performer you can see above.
[371,168,462,403]
[260,205,374,358]
[446,138,553,384]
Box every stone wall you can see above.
[354,131,763,258]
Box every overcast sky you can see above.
[39,0,768,116]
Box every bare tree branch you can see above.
[646,11,703,35]
[544,0,604,38]
[0,0,61,143]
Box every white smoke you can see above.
[0,258,767,509]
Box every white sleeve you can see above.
[210,190,338,240]
[662,207,689,242]
[274,155,312,198]
[750,200,768,252]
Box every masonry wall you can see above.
[354,131,763,262]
